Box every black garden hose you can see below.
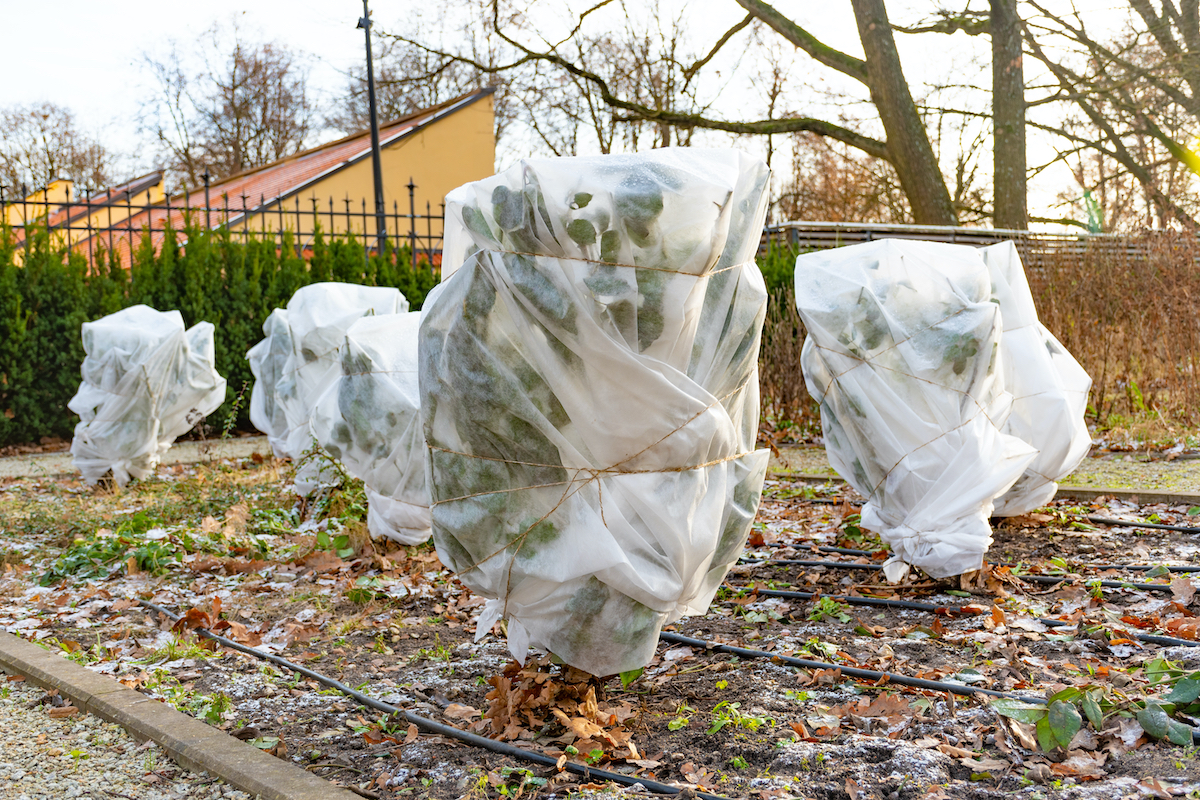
[658,631,1200,744]
[1086,516,1200,534]
[743,560,1182,594]
[139,600,728,800]
[722,584,1200,648]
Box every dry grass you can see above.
[757,233,1200,441]
[758,287,819,439]
[1031,232,1199,430]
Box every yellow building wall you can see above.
[228,93,495,252]
[6,178,165,266]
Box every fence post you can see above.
[124,187,134,269]
[361,198,370,271]
[63,183,71,255]
[203,172,211,231]
[407,178,416,265]
[425,200,433,267]
[85,189,94,270]
[241,193,249,244]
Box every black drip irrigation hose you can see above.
[660,631,1200,744]
[1015,574,1179,593]
[138,600,728,800]
[659,630,1041,702]
[724,585,972,615]
[1086,516,1200,534]
[739,554,1200,578]
[744,559,1183,594]
[139,598,1200,766]
[725,584,1200,649]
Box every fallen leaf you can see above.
[1162,618,1200,640]
[1171,578,1197,606]
[1052,750,1106,780]
[938,744,977,759]
[444,703,481,721]
[170,607,212,633]
[298,550,345,573]
[962,756,1010,776]
[48,706,79,719]
[845,777,862,800]
[1007,719,1039,751]
[1138,777,1177,799]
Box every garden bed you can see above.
[0,454,1198,799]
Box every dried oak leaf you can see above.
[1051,750,1106,780]
[444,703,481,721]
[170,608,212,633]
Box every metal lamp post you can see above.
[357,0,388,256]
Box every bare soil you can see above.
[1,456,1199,800]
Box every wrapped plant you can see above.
[310,312,430,544]
[795,239,1037,580]
[246,282,407,494]
[69,305,226,485]
[247,308,292,458]
[420,149,771,676]
[981,242,1092,516]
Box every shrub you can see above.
[0,215,437,445]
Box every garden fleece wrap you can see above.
[419,149,773,676]
[69,304,225,486]
[794,239,1090,581]
[246,282,407,495]
[310,312,431,544]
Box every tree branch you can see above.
[683,13,753,81]
[734,0,869,83]
[383,11,890,160]
[893,10,990,36]
[1024,25,1200,229]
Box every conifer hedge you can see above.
[0,219,437,445]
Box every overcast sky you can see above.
[2,0,367,152]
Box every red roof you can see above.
[19,87,493,269]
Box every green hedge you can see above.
[0,217,810,447]
[0,218,437,445]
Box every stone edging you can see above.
[0,630,359,800]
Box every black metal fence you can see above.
[0,177,446,270]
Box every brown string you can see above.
[809,305,1020,501]
[429,372,758,609]
[485,248,753,277]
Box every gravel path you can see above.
[0,674,253,800]
[0,437,272,481]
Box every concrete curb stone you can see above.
[0,630,360,800]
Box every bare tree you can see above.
[327,36,498,134]
[1023,0,1200,228]
[0,103,113,195]
[393,0,961,223]
[893,0,1026,228]
[141,24,315,189]
[378,0,734,158]
[776,132,911,223]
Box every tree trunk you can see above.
[991,0,1027,229]
[850,0,957,224]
